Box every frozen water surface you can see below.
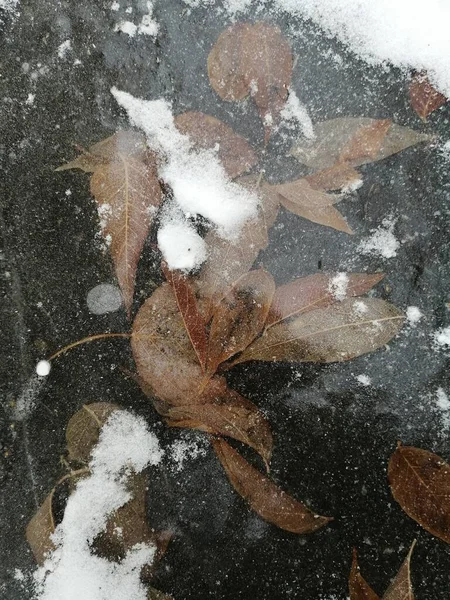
[1,1,450,599]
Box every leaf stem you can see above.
[48,333,131,361]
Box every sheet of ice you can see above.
[111,88,258,269]
[33,410,163,600]
[180,0,450,97]
[358,217,400,259]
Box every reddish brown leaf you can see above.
[388,444,450,544]
[266,272,384,328]
[166,387,272,466]
[339,119,392,164]
[90,152,162,315]
[131,284,231,406]
[194,177,279,321]
[306,163,362,192]
[207,22,293,142]
[174,112,258,178]
[206,269,275,376]
[409,73,447,121]
[233,298,404,365]
[349,549,381,600]
[162,263,208,370]
[212,438,331,533]
[270,178,353,234]
[382,541,416,600]
[290,118,433,171]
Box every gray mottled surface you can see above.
[1,1,450,598]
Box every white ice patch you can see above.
[406,306,423,326]
[86,284,123,315]
[435,388,450,431]
[57,40,72,59]
[358,217,400,259]
[33,410,163,600]
[13,374,46,421]
[328,272,349,301]
[355,374,371,386]
[433,326,450,350]
[279,89,315,139]
[114,2,158,37]
[111,88,258,270]
[169,436,208,472]
[0,0,20,22]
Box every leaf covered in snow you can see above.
[232,298,403,365]
[409,73,447,121]
[208,22,293,142]
[389,444,450,544]
[212,437,332,533]
[174,111,258,178]
[290,118,433,171]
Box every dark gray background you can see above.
[1,0,450,598]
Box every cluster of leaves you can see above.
[27,19,447,599]
[26,403,172,600]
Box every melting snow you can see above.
[406,306,423,326]
[358,217,400,259]
[355,374,371,386]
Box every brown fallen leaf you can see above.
[382,540,416,600]
[232,298,403,365]
[349,549,381,600]
[206,269,275,376]
[409,73,447,121]
[270,178,353,234]
[66,402,121,464]
[194,176,279,321]
[212,438,331,533]
[162,263,208,371]
[266,272,384,328]
[147,588,173,600]
[166,386,272,466]
[388,443,450,544]
[131,283,232,406]
[290,118,433,171]
[56,130,148,173]
[339,119,392,164]
[208,22,293,142]
[305,163,362,192]
[174,112,258,178]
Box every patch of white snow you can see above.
[358,217,400,259]
[279,89,315,139]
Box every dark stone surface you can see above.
[1,1,450,598]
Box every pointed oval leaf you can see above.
[234,298,404,365]
[208,22,293,141]
[388,444,450,544]
[409,73,446,121]
[66,402,121,464]
[266,272,384,328]
[56,130,147,172]
[382,541,416,600]
[339,119,392,164]
[306,163,362,191]
[162,263,208,370]
[212,438,332,533]
[166,387,273,466]
[290,118,433,171]
[174,112,258,178]
[206,269,275,375]
[349,549,381,600]
[90,154,162,315]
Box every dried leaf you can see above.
[305,163,362,192]
[166,387,272,466]
[66,402,121,464]
[233,298,404,365]
[409,73,447,121]
[206,269,275,375]
[90,152,162,315]
[56,130,148,172]
[382,541,416,600]
[147,588,173,600]
[174,112,258,178]
[266,272,384,328]
[388,444,450,544]
[339,119,392,164]
[271,178,353,234]
[349,549,381,600]
[162,263,208,371]
[194,175,279,320]
[212,438,331,533]
[290,118,433,171]
[131,284,231,406]
[208,22,293,142]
